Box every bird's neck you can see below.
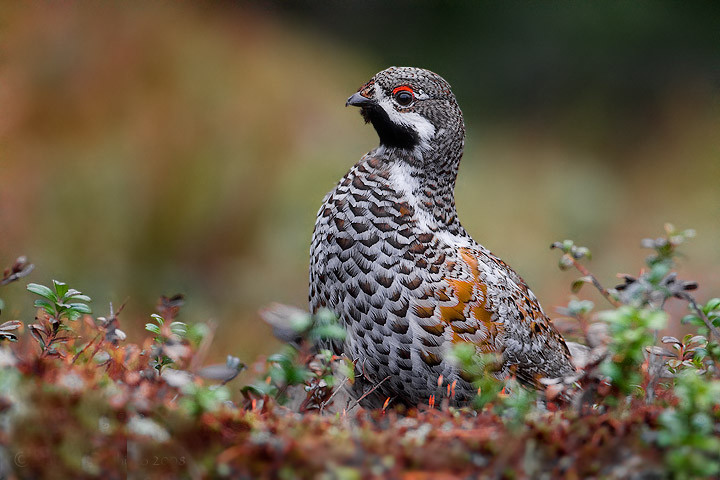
[364,145,464,232]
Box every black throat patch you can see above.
[360,105,419,150]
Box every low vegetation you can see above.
[0,224,718,479]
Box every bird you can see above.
[308,66,575,408]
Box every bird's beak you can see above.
[346,91,373,107]
[346,80,376,107]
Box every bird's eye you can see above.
[392,87,415,107]
[395,91,413,106]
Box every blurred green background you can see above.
[1,1,719,362]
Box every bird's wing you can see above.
[410,246,575,386]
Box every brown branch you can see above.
[678,292,720,340]
[347,375,391,411]
[570,257,621,308]
[72,332,102,364]
[87,337,105,364]
[319,375,349,414]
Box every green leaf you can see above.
[27,283,57,301]
[314,308,338,325]
[573,299,594,315]
[682,314,703,326]
[704,298,720,314]
[600,359,623,382]
[288,367,311,385]
[449,342,476,365]
[310,323,347,341]
[687,335,707,347]
[33,298,55,314]
[690,412,714,435]
[646,310,668,330]
[145,323,161,335]
[68,303,92,314]
[648,262,671,283]
[268,353,290,364]
[67,294,91,302]
[242,383,274,396]
[571,276,593,293]
[52,280,69,298]
[169,321,188,337]
[186,323,210,345]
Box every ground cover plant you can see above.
[0,224,718,479]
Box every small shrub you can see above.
[0,225,718,478]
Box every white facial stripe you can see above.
[375,87,436,151]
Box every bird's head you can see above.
[346,67,464,154]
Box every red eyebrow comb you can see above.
[392,86,414,95]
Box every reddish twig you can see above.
[570,257,621,308]
[347,375,391,411]
[72,332,102,364]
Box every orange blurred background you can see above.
[1,2,718,362]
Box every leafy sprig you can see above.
[25,280,91,356]
[27,280,92,323]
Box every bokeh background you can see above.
[2,1,719,362]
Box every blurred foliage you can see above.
[1,1,719,365]
[242,306,348,410]
[0,225,719,478]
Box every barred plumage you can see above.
[309,67,575,408]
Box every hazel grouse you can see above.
[309,67,575,408]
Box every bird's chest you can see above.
[316,188,415,268]
[312,183,452,311]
